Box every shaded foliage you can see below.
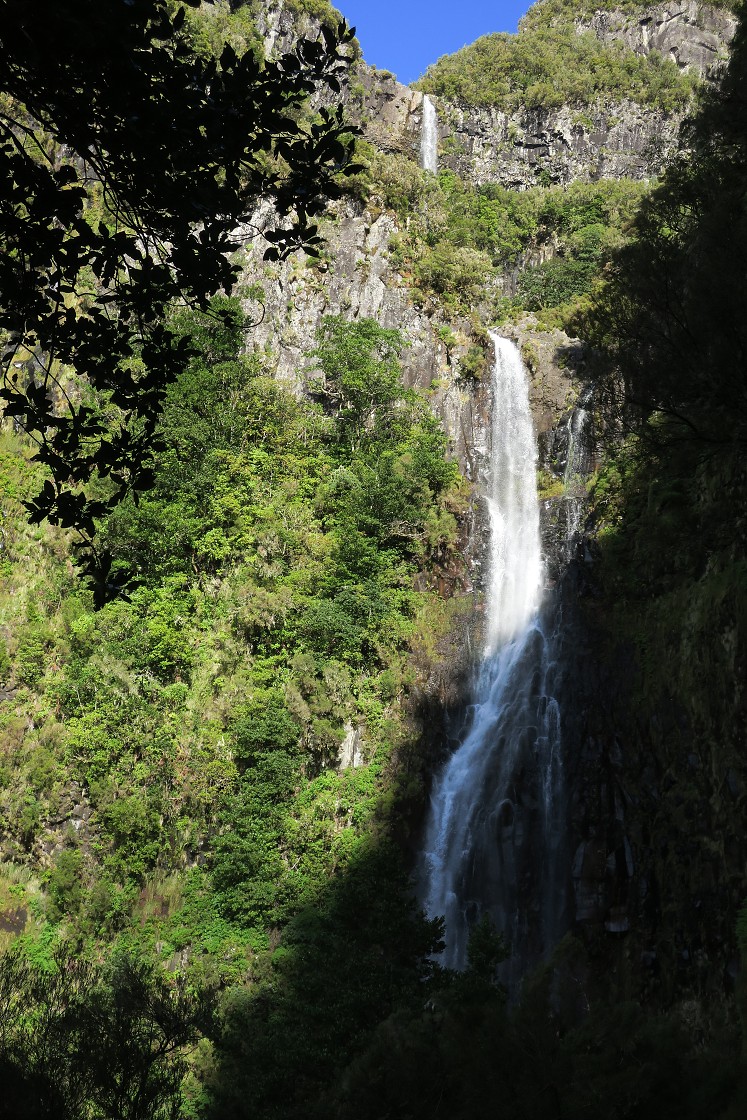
[0,946,214,1120]
[205,841,446,1120]
[578,8,747,446]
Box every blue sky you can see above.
[337,0,533,85]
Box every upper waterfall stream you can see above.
[420,95,438,173]
[419,335,566,976]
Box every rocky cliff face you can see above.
[349,53,684,190]
[575,0,736,77]
[561,558,747,1005]
[438,97,681,188]
[253,4,429,162]
[428,0,736,190]
[343,4,735,191]
[238,199,489,479]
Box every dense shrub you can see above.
[517,256,597,308]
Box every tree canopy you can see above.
[0,0,358,601]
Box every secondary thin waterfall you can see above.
[419,334,565,975]
[558,389,592,562]
[420,95,438,173]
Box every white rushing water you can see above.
[420,95,438,173]
[420,335,565,973]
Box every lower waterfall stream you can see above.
[419,334,567,977]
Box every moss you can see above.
[537,469,565,500]
[520,340,539,373]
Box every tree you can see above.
[311,316,405,452]
[0,0,359,602]
[0,946,214,1120]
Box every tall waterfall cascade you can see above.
[420,95,438,173]
[419,335,567,975]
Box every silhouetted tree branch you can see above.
[0,0,360,602]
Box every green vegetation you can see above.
[418,0,736,113]
[0,304,468,1113]
[418,26,696,112]
[181,0,348,57]
[0,302,462,917]
[512,177,645,314]
[367,149,647,323]
[179,0,265,58]
[0,947,212,1120]
[285,0,344,19]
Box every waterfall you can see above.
[420,95,438,173]
[419,335,566,976]
[558,392,592,562]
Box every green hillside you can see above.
[417,18,697,111]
